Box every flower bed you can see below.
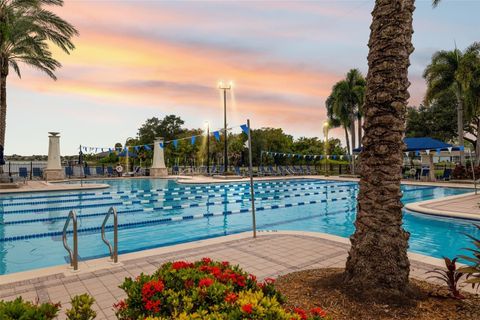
[114,258,329,319]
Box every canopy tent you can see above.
[353,137,463,182]
[353,137,462,153]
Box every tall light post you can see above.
[323,121,329,177]
[218,80,233,172]
[205,121,210,174]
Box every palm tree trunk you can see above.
[475,117,480,166]
[344,0,414,300]
[456,89,465,165]
[0,55,7,171]
[357,116,362,147]
[344,126,353,173]
[350,117,356,151]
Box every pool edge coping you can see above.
[0,230,447,286]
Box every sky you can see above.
[7,0,480,155]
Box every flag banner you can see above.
[144,145,151,151]
[436,148,441,155]
[173,140,178,149]
[109,148,113,153]
[213,131,220,141]
[459,146,465,151]
[415,151,420,156]
[448,147,452,153]
[340,155,343,160]
[134,146,139,152]
[240,124,249,134]
[332,155,337,160]
[425,150,430,155]
[405,152,409,157]
[159,143,164,149]
[191,136,196,145]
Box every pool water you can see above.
[0,178,478,275]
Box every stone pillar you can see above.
[44,132,65,181]
[150,137,168,177]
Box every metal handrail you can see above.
[62,210,78,270]
[101,207,118,263]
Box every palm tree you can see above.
[423,42,480,165]
[325,69,365,172]
[343,0,415,300]
[0,0,78,166]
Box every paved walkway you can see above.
[0,232,450,320]
[405,192,480,220]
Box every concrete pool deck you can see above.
[0,180,110,194]
[405,192,480,220]
[0,231,468,320]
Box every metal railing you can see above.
[101,207,118,263]
[62,210,78,270]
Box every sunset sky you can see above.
[8,0,480,155]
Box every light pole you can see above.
[218,80,233,172]
[205,121,210,174]
[323,121,329,177]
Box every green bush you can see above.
[66,294,96,320]
[114,258,329,320]
[0,297,60,320]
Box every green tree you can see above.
[423,42,480,164]
[0,0,78,165]
[344,0,416,300]
[137,115,185,144]
[406,89,458,142]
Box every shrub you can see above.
[0,297,60,320]
[115,258,329,319]
[459,224,480,290]
[427,257,465,299]
[66,294,96,320]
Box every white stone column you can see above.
[150,137,168,177]
[44,132,65,181]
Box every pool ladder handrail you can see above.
[62,210,78,270]
[101,206,118,263]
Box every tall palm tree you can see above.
[0,0,77,166]
[325,93,351,158]
[464,63,480,164]
[325,69,365,154]
[423,42,480,165]
[343,0,415,300]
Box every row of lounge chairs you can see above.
[66,166,144,178]
[258,165,316,176]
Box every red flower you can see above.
[236,275,246,287]
[113,299,127,311]
[198,277,214,287]
[294,307,307,320]
[264,277,275,284]
[172,261,192,270]
[310,307,327,317]
[221,261,230,267]
[184,279,194,289]
[202,257,212,264]
[224,292,238,304]
[241,303,253,314]
[249,274,257,283]
[141,279,164,301]
[145,299,161,313]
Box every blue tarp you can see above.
[353,137,461,153]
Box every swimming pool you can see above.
[0,178,478,275]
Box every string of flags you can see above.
[262,151,356,161]
[80,123,249,154]
[405,146,464,157]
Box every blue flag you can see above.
[191,136,196,145]
[240,124,249,135]
[159,143,164,149]
[415,151,420,156]
[134,146,139,152]
[213,131,220,141]
[173,140,178,148]
[436,148,441,155]
[144,145,151,151]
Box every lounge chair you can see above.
[95,166,104,176]
[421,168,430,180]
[32,168,43,179]
[65,166,74,178]
[304,166,312,175]
[133,166,143,176]
[106,166,114,176]
[84,166,91,177]
[218,166,225,175]
[293,166,303,175]
[268,165,279,176]
[277,165,287,176]
[259,166,268,176]
[18,167,28,183]
[439,168,452,181]
[234,166,242,176]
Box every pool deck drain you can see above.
[0,231,463,320]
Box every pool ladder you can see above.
[101,207,118,263]
[62,207,118,271]
[62,210,78,270]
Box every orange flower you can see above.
[241,303,253,314]
[224,292,238,304]
[310,307,327,317]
